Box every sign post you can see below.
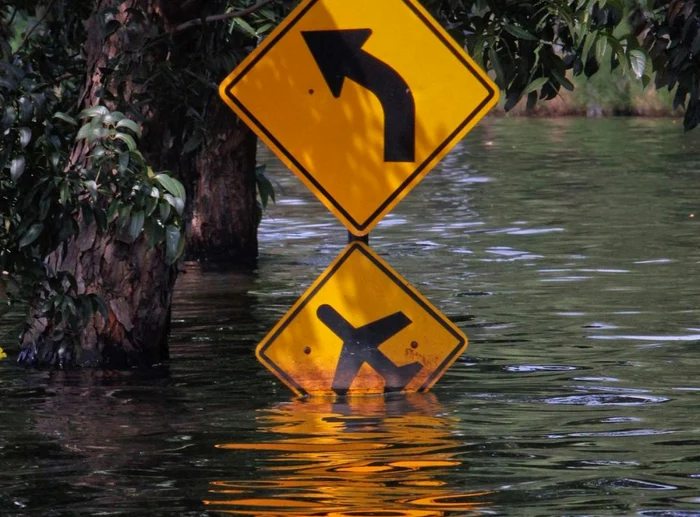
[219,0,498,395]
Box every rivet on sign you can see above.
[304,346,312,355]
[308,89,314,95]
[410,341,419,349]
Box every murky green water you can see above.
[2,118,700,516]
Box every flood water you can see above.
[2,118,700,516]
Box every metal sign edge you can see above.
[255,242,469,397]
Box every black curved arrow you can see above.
[302,29,416,163]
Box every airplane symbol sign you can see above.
[256,243,467,396]
[317,304,422,392]
[219,0,498,235]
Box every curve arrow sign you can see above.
[302,29,416,163]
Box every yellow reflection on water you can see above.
[205,395,492,516]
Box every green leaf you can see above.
[159,200,171,222]
[0,77,17,90]
[53,112,78,125]
[118,151,129,173]
[104,19,122,38]
[60,182,69,204]
[144,196,158,217]
[76,123,93,141]
[62,296,77,317]
[523,77,549,95]
[18,97,33,122]
[233,17,257,38]
[114,132,137,151]
[115,118,142,137]
[155,174,185,200]
[628,49,647,79]
[78,106,109,119]
[165,225,183,264]
[595,36,608,63]
[471,37,486,68]
[607,36,627,70]
[10,156,25,181]
[145,219,164,249]
[692,32,700,56]
[127,210,145,242]
[31,93,46,120]
[256,168,276,209]
[1,106,16,131]
[118,202,132,221]
[684,100,699,131]
[526,90,537,111]
[19,223,43,248]
[107,200,119,221]
[103,111,125,125]
[504,24,539,41]
[551,69,575,91]
[488,48,505,88]
[19,127,31,148]
[84,180,98,199]
[39,196,51,220]
[257,22,274,35]
[164,193,185,216]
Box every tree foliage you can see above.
[0,47,186,350]
[426,0,699,130]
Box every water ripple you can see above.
[505,365,578,373]
[543,394,670,406]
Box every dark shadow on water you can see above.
[0,367,214,516]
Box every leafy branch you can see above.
[172,0,276,34]
[14,0,59,53]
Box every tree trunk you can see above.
[20,228,176,367]
[187,100,259,265]
[18,0,186,368]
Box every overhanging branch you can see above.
[172,0,277,35]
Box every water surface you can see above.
[1,118,700,516]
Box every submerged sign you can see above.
[219,0,498,235]
[256,243,467,397]
[220,0,497,395]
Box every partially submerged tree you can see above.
[1,0,283,366]
[1,0,697,368]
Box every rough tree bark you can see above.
[187,99,259,265]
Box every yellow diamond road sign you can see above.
[256,243,468,396]
[219,0,498,235]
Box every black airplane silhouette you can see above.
[316,304,423,393]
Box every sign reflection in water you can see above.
[205,395,492,516]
